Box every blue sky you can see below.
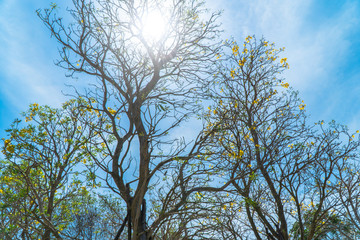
[0,0,360,136]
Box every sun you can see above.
[141,10,167,43]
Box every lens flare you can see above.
[141,10,166,43]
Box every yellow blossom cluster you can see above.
[107,107,117,115]
[230,69,236,79]
[25,103,40,122]
[281,82,289,88]
[298,101,306,110]
[238,57,246,66]
[226,149,244,160]
[195,192,204,200]
[232,45,239,56]
[280,58,289,68]
[3,139,15,153]
[245,35,252,43]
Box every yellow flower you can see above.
[5,139,15,153]
[230,70,236,79]
[280,58,287,64]
[281,82,289,88]
[238,150,244,157]
[245,35,252,43]
[238,58,246,66]
[232,45,239,55]
[298,104,306,110]
[107,107,116,115]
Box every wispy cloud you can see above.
[1,0,359,132]
[208,0,360,125]
[0,0,68,115]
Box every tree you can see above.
[1,100,97,239]
[1,0,356,239]
[290,209,353,240]
[335,160,360,238]
[203,36,360,240]
[64,192,127,239]
[37,0,224,239]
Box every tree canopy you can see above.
[1,0,360,240]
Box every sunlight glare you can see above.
[141,10,167,43]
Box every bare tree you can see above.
[15,1,360,239]
[335,158,360,239]
[205,36,360,240]
[37,0,226,239]
[64,192,126,239]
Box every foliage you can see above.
[37,0,224,239]
[202,36,360,240]
[1,100,95,239]
[0,0,360,240]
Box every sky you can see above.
[0,0,360,137]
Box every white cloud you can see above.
[0,0,359,129]
[207,0,360,124]
[0,0,69,114]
